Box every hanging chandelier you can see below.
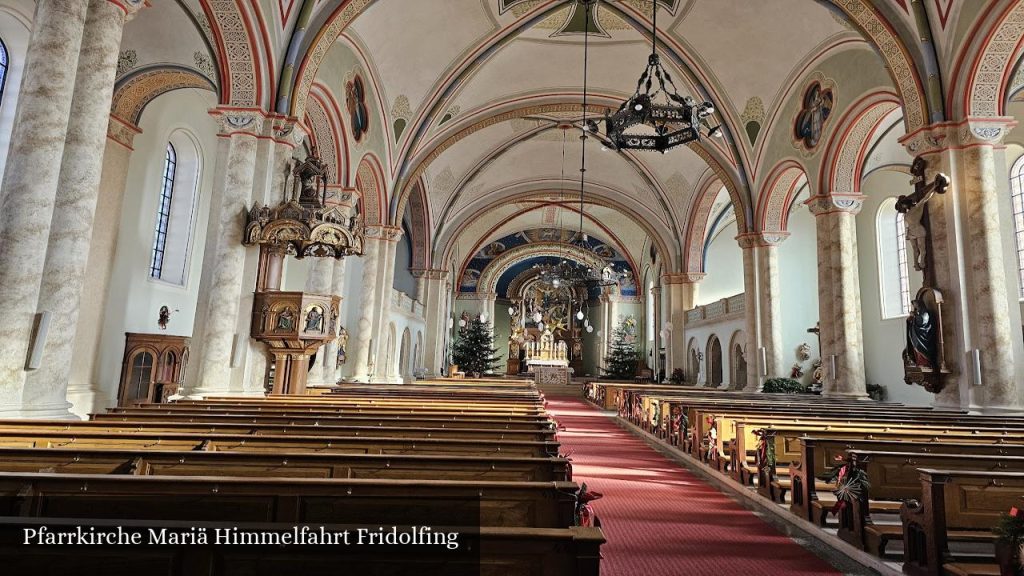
[587,0,721,153]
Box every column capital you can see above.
[900,117,1018,155]
[411,268,449,280]
[269,115,307,147]
[364,224,403,242]
[209,108,268,137]
[649,285,662,296]
[735,232,790,249]
[805,194,865,216]
[662,273,704,285]
[107,114,141,149]
[107,0,145,18]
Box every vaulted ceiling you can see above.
[123,0,1017,281]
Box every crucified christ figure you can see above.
[895,157,949,272]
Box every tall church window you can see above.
[877,198,911,318]
[0,38,9,107]
[148,132,202,286]
[149,143,176,279]
[1010,155,1024,298]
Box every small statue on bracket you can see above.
[158,306,172,330]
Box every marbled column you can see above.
[737,233,788,391]
[186,111,263,396]
[372,229,401,383]
[807,194,868,398]
[956,126,1023,410]
[738,242,762,391]
[417,269,450,375]
[23,0,140,417]
[662,274,701,380]
[350,234,382,382]
[326,257,349,383]
[68,129,136,414]
[0,0,89,414]
[304,257,335,386]
[650,285,662,379]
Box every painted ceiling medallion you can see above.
[793,79,835,151]
[346,73,370,142]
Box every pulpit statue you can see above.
[292,145,329,206]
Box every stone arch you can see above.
[681,177,727,275]
[706,334,723,388]
[384,322,397,379]
[818,92,901,196]
[826,0,931,133]
[955,1,1024,119]
[475,243,608,296]
[406,178,431,271]
[399,327,411,380]
[199,0,262,107]
[355,154,386,226]
[110,67,217,128]
[729,330,747,391]
[686,337,700,383]
[307,82,349,186]
[756,160,809,233]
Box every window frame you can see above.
[148,142,177,279]
[1009,155,1024,300]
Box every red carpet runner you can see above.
[547,397,841,576]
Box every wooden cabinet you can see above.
[117,333,190,407]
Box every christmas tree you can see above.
[452,316,502,377]
[602,316,638,379]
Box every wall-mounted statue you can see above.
[336,327,349,368]
[895,157,949,277]
[904,297,936,369]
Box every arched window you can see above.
[149,143,176,279]
[876,198,912,318]
[148,132,202,286]
[1009,155,1024,298]
[0,38,9,107]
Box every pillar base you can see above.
[0,400,80,420]
[66,384,113,418]
[823,390,871,400]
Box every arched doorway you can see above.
[707,335,723,388]
[384,323,397,380]
[399,327,411,381]
[729,331,747,390]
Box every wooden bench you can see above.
[0,429,558,457]
[837,450,1024,556]
[0,471,580,529]
[900,469,1024,576]
[0,446,571,482]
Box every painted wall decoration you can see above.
[346,73,370,142]
[793,80,834,150]
[458,228,636,297]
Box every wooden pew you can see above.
[100,409,552,430]
[0,446,571,481]
[900,469,1024,576]
[0,429,558,457]
[0,471,581,528]
[784,437,1024,525]
[833,450,1024,556]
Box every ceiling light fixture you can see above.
[597,0,722,153]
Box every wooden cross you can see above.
[895,157,949,288]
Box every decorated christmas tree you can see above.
[603,316,638,379]
[452,316,502,377]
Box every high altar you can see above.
[526,329,570,386]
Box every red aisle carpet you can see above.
[547,397,841,576]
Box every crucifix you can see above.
[895,156,949,288]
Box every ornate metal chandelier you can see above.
[589,0,722,153]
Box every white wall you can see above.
[697,220,743,305]
[857,169,933,405]
[777,200,821,384]
[94,89,218,407]
[338,253,365,379]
